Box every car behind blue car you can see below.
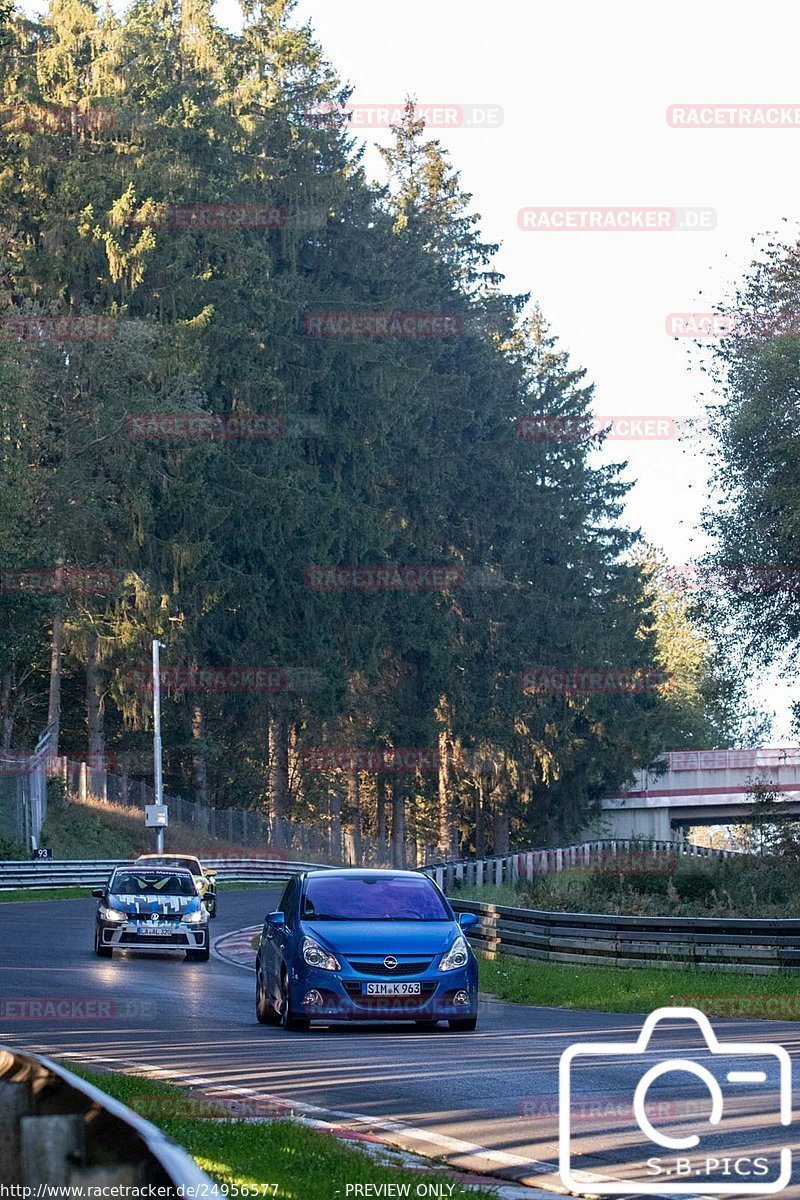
[255,868,479,1031]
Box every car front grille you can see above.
[348,958,434,976]
[119,932,188,945]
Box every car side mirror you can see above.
[458,912,479,931]
[266,910,285,928]
[91,888,104,899]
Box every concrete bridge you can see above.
[590,748,800,841]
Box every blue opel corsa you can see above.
[255,868,479,1032]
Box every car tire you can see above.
[94,927,112,958]
[280,971,310,1032]
[415,1020,439,1029]
[187,945,210,962]
[448,1017,477,1031]
[208,898,217,918]
[256,965,281,1025]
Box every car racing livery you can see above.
[134,852,218,917]
[93,866,210,960]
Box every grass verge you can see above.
[69,1067,499,1199]
[0,886,92,903]
[478,953,800,1018]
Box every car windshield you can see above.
[140,857,202,876]
[302,875,450,921]
[111,871,197,896]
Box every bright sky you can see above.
[23,0,800,738]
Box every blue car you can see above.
[255,868,479,1032]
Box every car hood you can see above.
[108,892,202,918]
[301,919,458,956]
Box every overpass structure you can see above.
[593,748,800,841]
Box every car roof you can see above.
[136,853,201,864]
[303,868,431,880]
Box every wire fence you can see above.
[0,724,55,852]
[0,753,413,866]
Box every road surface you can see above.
[2,890,798,1198]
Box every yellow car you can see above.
[135,853,218,917]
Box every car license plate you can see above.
[364,982,421,996]
[139,925,173,936]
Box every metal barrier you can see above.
[0,1043,211,1188]
[422,838,732,892]
[449,897,800,974]
[0,856,332,891]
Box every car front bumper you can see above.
[287,959,478,1021]
[97,917,208,954]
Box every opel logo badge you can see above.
[383,956,398,970]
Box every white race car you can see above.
[93,866,210,961]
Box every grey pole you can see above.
[152,639,165,853]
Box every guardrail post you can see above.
[79,762,87,802]
[476,859,484,887]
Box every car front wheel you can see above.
[94,926,112,958]
[256,965,281,1025]
[448,1017,477,1031]
[280,971,310,1032]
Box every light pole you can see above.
[152,639,165,852]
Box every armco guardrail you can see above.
[422,838,732,893]
[448,898,800,975]
[0,856,331,891]
[0,1044,211,1188]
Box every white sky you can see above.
[23,0,800,739]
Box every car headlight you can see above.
[302,936,340,971]
[183,909,206,924]
[100,906,126,923]
[439,934,470,972]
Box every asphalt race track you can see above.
[2,890,799,1199]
